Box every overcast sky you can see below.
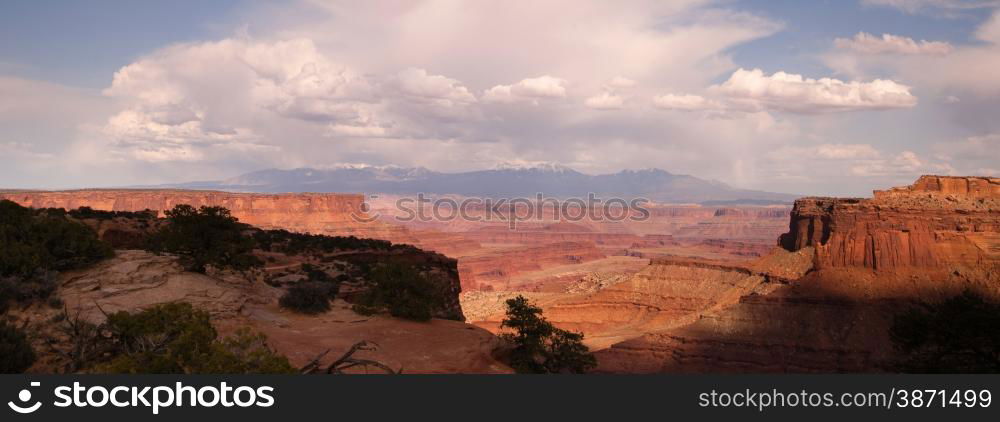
[2,0,999,196]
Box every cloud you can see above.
[104,109,253,145]
[713,68,918,113]
[978,9,1000,42]
[99,38,407,161]
[823,10,1000,112]
[652,93,721,111]
[653,69,918,115]
[87,0,785,184]
[763,143,883,164]
[932,133,1000,176]
[834,32,953,55]
[391,67,476,105]
[862,0,1000,14]
[584,92,624,110]
[758,143,955,194]
[848,150,954,177]
[483,76,568,103]
[814,143,882,159]
[9,0,953,196]
[326,125,388,137]
[608,76,637,88]
[0,142,55,160]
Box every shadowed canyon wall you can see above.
[595,176,1000,372]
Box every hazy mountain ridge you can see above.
[161,165,799,204]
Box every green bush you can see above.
[97,303,294,374]
[252,229,403,255]
[279,282,339,314]
[354,262,440,321]
[0,320,36,373]
[148,205,261,273]
[68,207,157,221]
[891,290,1000,373]
[500,295,596,374]
[0,200,112,309]
[0,272,58,311]
[301,264,332,282]
[0,200,113,277]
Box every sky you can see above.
[2,0,999,196]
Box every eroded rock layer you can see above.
[596,176,1000,372]
[0,190,405,239]
[24,250,508,374]
[779,176,1000,271]
[457,241,607,290]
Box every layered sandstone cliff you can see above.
[778,175,1000,271]
[0,189,404,238]
[596,176,1000,372]
[458,241,607,290]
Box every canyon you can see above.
[0,189,791,293]
[8,175,995,373]
[594,176,1000,372]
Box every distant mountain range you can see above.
[157,164,799,204]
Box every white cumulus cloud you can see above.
[713,68,918,113]
[392,67,476,105]
[584,92,624,110]
[652,93,721,111]
[483,76,568,103]
[834,32,953,55]
[608,76,637,88]
[862,0,1000,14]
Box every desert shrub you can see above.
[97,303,294,374]
[202,328,298,374]
[890,290,1000,373]
[0,320,36,373]
[0,271,58,311]
[252,229,402,255]
[0,200,113,277]
[68,207,157,221]
[147,205,261,273]
[350,304,379,316]
[279,282,339,314]
[500,295,596,374]
[303,265,332,282]
[0,200,112,308]
[353,262,440,321]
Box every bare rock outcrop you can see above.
[54,250,275,321]
[778,175,1000,271]
[21,250,507,374]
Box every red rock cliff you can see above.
[779,176,1000,271]
[0,189,410,239]
[0,189,472,322]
